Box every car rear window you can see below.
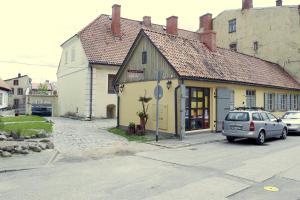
[225,112,250,121]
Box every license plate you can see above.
[231,126,242,130]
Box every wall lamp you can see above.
[119,84,125,93]
[166,80,172,90]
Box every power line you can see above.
[0,60,57,68]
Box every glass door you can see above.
[185,87,210,131]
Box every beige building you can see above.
[57,4,199,119]
[4,74,31,114]
[213,0,300,82]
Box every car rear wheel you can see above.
[226,136,235,143]
[280,128,287,140]
[256,131,265,145]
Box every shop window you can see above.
[229,19,236,33]
[246,90,256,108]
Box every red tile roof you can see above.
[78,14,199,65]
[0,78,11,91]
[142,29,300,90]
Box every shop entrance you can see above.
[185,87,210,131]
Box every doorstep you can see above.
[146,132,225,149]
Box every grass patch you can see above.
[0,122,53,137]
[0,115,46,123]
[107,128,153,142]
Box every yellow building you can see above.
[115,25,300,136]
[213,0,300,82]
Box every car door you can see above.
[267,113,282,136]
[260,112,272,137]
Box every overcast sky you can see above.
[0,0,298,82]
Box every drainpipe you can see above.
[113,83,120,128]
[89,64,93,120]
[174,84,180,137]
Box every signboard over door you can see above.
[127,69,144,81]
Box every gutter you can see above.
[89,64,93,120]
[174,84,181,137]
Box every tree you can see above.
[37,83,48,95]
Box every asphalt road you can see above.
[1,134,300,200]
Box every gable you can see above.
[117,34,178,84]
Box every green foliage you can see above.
[0,115,45,122]
[107,128,152,142]
[137,90,152,126]
[37,83,49,95]
[129,122,135,128]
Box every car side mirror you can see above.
[277,119,282,123]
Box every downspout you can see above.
[174,84,180,137]
[113,83,120,128]
[89,64,93,120]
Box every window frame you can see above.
[13,80,19,86]
[17,88,23,95]
[246,90,256,108]
[228,19,237,33]
[142,51,147,64]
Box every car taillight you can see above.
[249,121,255,131]
[222,121,224,130]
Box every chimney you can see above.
[199,14,217,51]
[111,4,121,37]
[199,13,212,32]
[143,16,151,27]
[166,16,178,35]
[242,0,253,10]
[276,0,282,6]
[18,73,21,78]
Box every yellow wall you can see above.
[213,6,300,82]
[119,79,179,134]
[185,80,300,131]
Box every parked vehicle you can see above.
[281,111,300,133]
[32,106,52,117]
[222,109,288,145]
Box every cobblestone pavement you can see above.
[50,117,128,156]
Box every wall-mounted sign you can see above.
[127,69,144,81]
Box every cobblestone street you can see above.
[51,117,127,154]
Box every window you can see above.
[65,51,68,64]
[17,88,23,95]
[253,41,259,52]
[229,43,237,52]
[252,113,262,121]
[142,51,147,64]
[225,112,249,121]
[291,94,298,110]
[13,80,19,86]
[246,90,256,108]
[0,93,3,106]
[260,112,270,121]
[108,74,116,94]
[267,113,277,121]
[71,48,76,62]
[229,19,236,33]
[11,88,14,95]
[278,94,287,111]
[13,99,19,108]
[265,93,275,111]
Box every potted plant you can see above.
[137,91,152,134]
[127,122,136,135]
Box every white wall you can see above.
[0,89,9,109]
[92,65,119,118]
[57,36,90,117]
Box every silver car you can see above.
[281,111,300,133]
[222,110,288,145]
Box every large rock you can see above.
[37,131,48,138]
[2,146,15,152]
[14,146,23,154]
[0,135,7,141]
[46,142,54,149]
[1,151,12,157]
[29,145,41,152]
[21,144,29,150]
[39,139,50,143]
[38,143,46,150]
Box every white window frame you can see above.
[265,93,275,111]
[278,94,287,111]
[246,90,256,108]
[291,94,298,110]
[229,19,237,33]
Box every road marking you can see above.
[264,186,279,192]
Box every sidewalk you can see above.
[147,132,225,148]
[0,149,57,172]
